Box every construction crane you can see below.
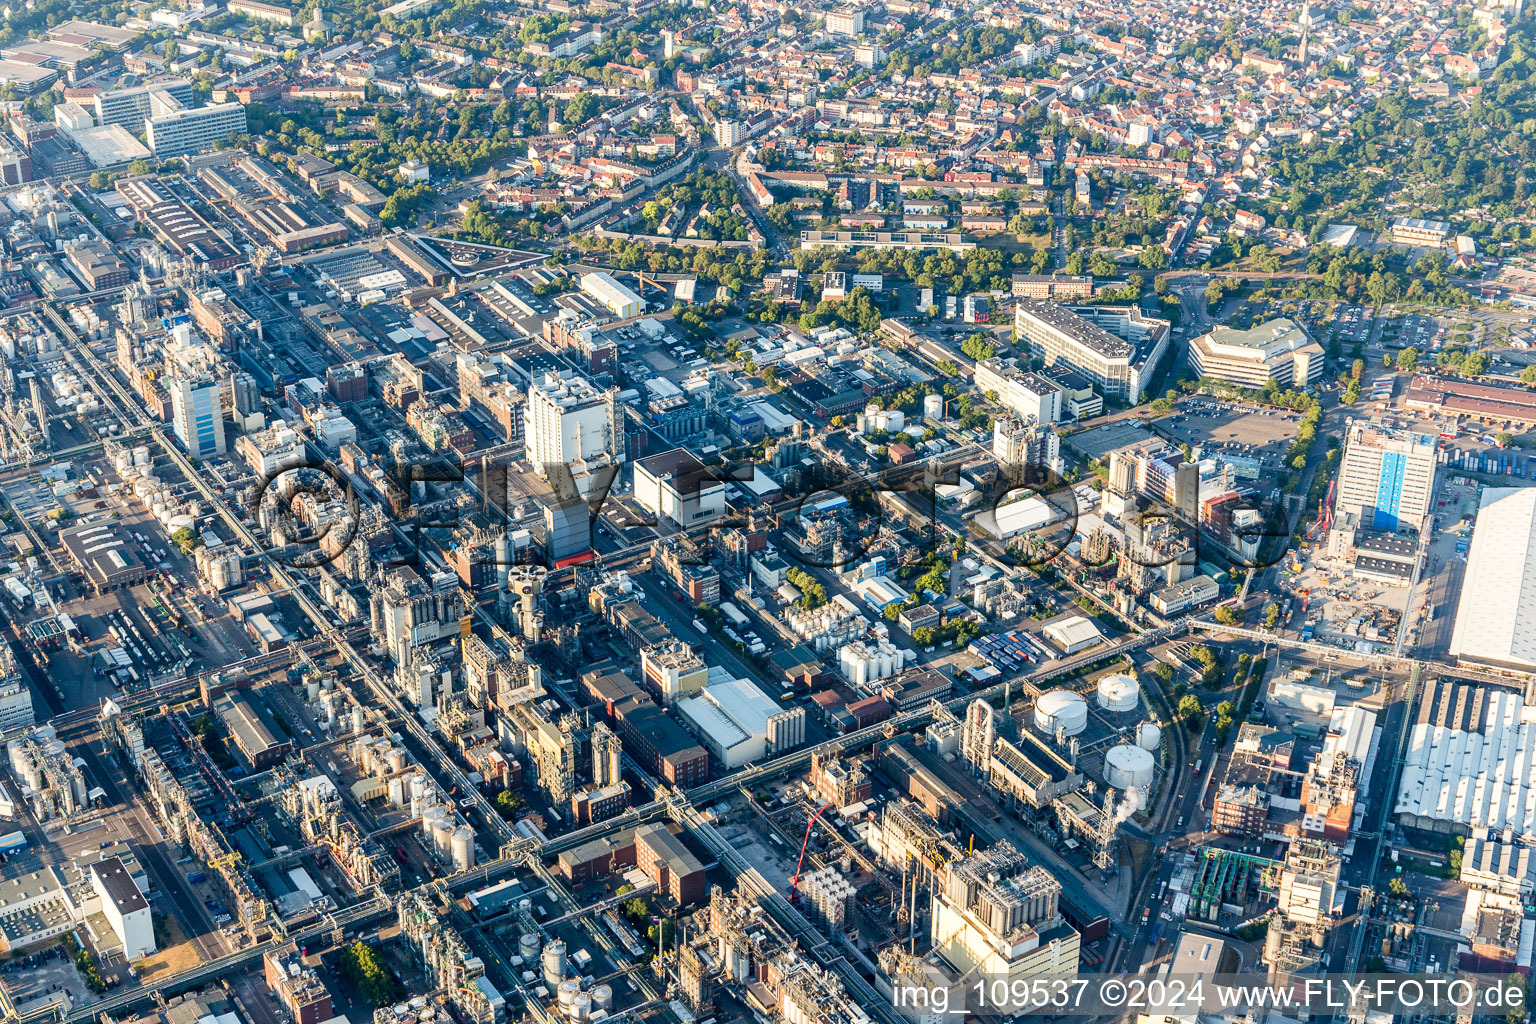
[788,800,834,903]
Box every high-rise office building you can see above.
[94,80,194,132]
[170,376,226,458]
[145,99,247,156]
[1333,420,1437,533]
[1012,301,1169,402]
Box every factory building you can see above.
[676,678,806,768]
[929,842,1080,983]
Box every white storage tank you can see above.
[1105,743,1156,791]
[542,940,567,987]
[569,995,592,1022]
[388,748,407,774]
[132,445,150,466]
[1096,674,1139,713]
[924,394,944,419]
[1033,690,1088,737]
[557,979,579,1010]
[519,933,540,960]
[590,985,613,1012]
[1137,722,1162,751]
[388,777,405,806]
[451,825,475,871]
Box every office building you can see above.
[523,371,623,499]
[1333,420,1436,533]
[1187,318,1324,388]
[145,100,247,157]
[93,79,193,131]
[92,858,154,960]
[1013,301,1168,402]
[170,376,226,458]
[974,360,1063,424]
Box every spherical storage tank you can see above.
[1137,722,1162,751]
[1104,743,1156,791]
[1034,690,1088,737]
[1096,674,1139,713]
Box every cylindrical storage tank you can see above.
[557,980,579,1010]
[169,513,194,532]
[410,775,426,804]
[925,394,944,419]
[1033,690,1088,737]
[1096,674,1139,713]
[1104,744,1157,791]
[388,777,405,806]
[542,941,567,987]
[879,652,892,678]
[351,707,365,734]
[1137,722,1162,751]
[420,808,437,838]
[591,985,613,1012]
[132,445,150,466]
[451,825,474,872]
[569,995,591,1022]
[306,679,320,701]
[519,933,540,960]
[432,814,453,854]
[409,998,428,1011]
[388,748,407,774]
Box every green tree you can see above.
[339,942,404,1007]
[170,525,200,555]
[1263,603,1281,630]
[1178,694,1205,728]
[1396,347,1420,372]
[1215,700,1236,736]
[1214,604,1243,626]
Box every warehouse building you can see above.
[580,271,642,318]
[1395,677,1536,835]
[676,677,806,768]
[59,522,147,593]
[1449,486,1536,672]
[213,692,294,769]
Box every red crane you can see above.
[789,801,835,902]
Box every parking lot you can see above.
[1160,398,1302,464]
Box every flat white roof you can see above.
[1044,615,1104,648]
[1450,486,1536,671]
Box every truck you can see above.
[692,619,708,635]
